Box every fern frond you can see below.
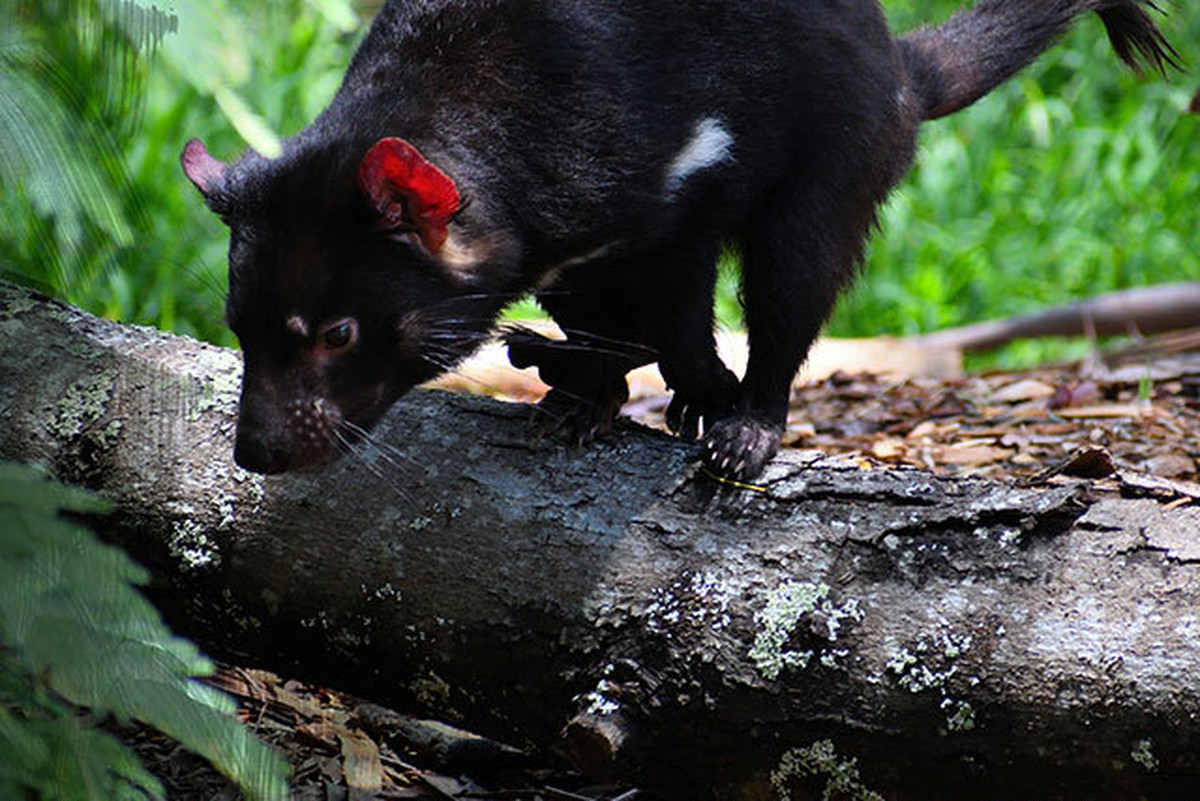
[0,463,288,801]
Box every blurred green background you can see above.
[2,0,1197,366]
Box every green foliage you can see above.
[0,0,141,299]
[0,0,361,346]
[0,463,288,801]
[828,2,1200,342]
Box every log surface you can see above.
[2,281,1199,800]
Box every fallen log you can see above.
[911,282,1200,352]
[2,280,1199,800]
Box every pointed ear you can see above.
[181,138,227,199]
[357,138,461,254]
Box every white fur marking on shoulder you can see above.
[664,118,735,198]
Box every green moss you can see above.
[364,582,402,602]
[0,294,37,320]
[750,582,828,680]
[771,740,884,801]
[885,648,917,675]
[330,626,370,650]
[749,582,865,680]
[411,672,452,708]
[1131,738,1158,772]
[581,680,621,716]
[941,698,976,732]
[168,518,222,570]
[887,631,985,735]
[46,369,117,439]
[300,611,332,630]
[233,469,267,507]
[92,418,124,449]
[188,369,241,420]
[887,631,973,693]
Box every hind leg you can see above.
[704,178,871,480]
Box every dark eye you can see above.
[320,319,358,351]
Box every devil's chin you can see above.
[231,405,389,475]
[232,429,336,475]
[229,378,408,474]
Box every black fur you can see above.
[182,0,1173,477]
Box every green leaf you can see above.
[161,0,282,155]
[305,0,359,33]
[0,463,289,801]
[214,85,284,157]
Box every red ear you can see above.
[357,138,461,253]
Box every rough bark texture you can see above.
[3,281,1200,800]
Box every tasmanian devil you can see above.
[182,0,1173,479]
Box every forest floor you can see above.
[124,331,1200,800]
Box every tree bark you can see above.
[911,282,1200,352]
[3,280,1200,800]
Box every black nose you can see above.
[233,431,288,474]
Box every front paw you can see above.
[665,368,739,440]
[530,383,629,446]
[701,416,782,482]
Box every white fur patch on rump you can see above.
[663,117,735,198]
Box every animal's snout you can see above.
[233,427,290,474]
[234,370,344,473]
[234,373,297,474]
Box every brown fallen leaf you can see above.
[339,729,384,791]
[905,420,940,440]
[1022,446,1117,486]
[871,438,908,460]
[1138,453,1197,479]
[1028,423,1079,436]
[1059,447,1119,479]
[991,378,1056,404]
[783,419,816,445]
[1056,404,1152,419]
[934,444,1011,467]
[1048,381,1101,410]
[296,720,340,749]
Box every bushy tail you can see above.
[900,0,1178,121]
